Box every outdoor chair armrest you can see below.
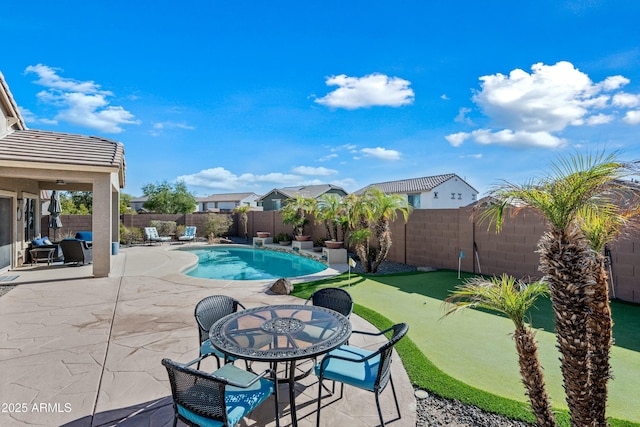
[319,347,379,366]
[221,368,275,389]
[350,324,396,337]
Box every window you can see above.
[472,193,477,201]
[451,193,455,199]
[273,199,282,210]
[433,192,438,199]
[24,198,37,241]
[458,193,462,200]
[407,194,421,208]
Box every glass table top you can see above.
[209,304,352,361]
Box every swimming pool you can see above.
[183,247,327,280]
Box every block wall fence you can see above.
[44,208,640,303]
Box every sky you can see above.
[2,0,640,198]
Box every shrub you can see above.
[203,213,233,238]
[149,220,176,236]
[120,225,144,245]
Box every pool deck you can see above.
[0,243,416,427]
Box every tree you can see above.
[60,192,90,214]
[233,205,251,241]
[119,192,135,214]
[142,180,196,214]
[280,195,317,237]
[316,193,347,241]
[444,275,556,427]
[345,189,411,273]
[366,187,412,273]
[481,151,639,426]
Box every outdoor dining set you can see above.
[162,289,409,427]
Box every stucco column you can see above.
[92,174,112,277]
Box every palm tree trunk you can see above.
[538,226,595,427]
[372,221,391,273]
[588,254,613,426]
[514,326,557,427]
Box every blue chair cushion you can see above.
[75,231,92,241]
[315,345,380,392]
[176,364,274,427]
[32,238,45,246]
[200,340,236,362]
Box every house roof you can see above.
[0,72,26,131]
[259,184,346,201]
[355,173,477,194]
[198,192,259,202]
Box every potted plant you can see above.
[324,240,344,249]
[256,231,270,238]
[274,232,291,246]
[280,195,316,241]
[313,237,325,252]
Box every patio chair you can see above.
[178,226,197,243]
[305,287,353,317]
[195,295,246,369]
[60,239,93,265]
[315,323,409,427]
[162,357,279,427]
[144,227,171,245]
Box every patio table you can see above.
[209,303,352,427]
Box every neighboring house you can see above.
[258,184,348,211]
[197,192,261,212]
[130,196,148,212]
[355,173,478,209]
[0,72,125,277]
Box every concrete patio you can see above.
[0,244,416,427]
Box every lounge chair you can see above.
[178,226,196,243]
[60,239,93,265]
[144,227,171,245]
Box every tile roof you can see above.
[264,184,346,200]
[198,192,259,202]
[0,129,125,170]
[355,174,464,194]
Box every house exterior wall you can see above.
[418,178,478,209]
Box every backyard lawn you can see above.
[292,270,640,426]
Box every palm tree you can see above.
[444,274,556,427]
[316,193,345,241]
[481,151,637,426]
[366,187,412,273]
[578,201,640,425]
[281,195,317,237]
[233,205,251,241]
[344,193,374,272]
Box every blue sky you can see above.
[3,1,640,197]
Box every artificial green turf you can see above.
[292,270,640,426]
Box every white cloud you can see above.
[452,61,638,149]
[585,114,614,125]
[470,129,567,148]
[612,92,640,107]
[454,107,473,125]
[459,153,483,159]
[177,167,303,191]
[25,64,139,133]
[441,94,450,100]
[360,147,401,160]
[318,153,338,162]
[149,121,195,136]
[445,132,470,147]
[292,166,338,176]
[315,73,414,109]
[623,110,640,125]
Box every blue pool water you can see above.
[183,247,327,280]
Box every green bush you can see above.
[149,220,176,236]
[203,213,233,238]
[120,225,144,245]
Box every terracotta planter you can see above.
[295,235,312,241]
[256,232,270,238]
[325,241,344,249]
